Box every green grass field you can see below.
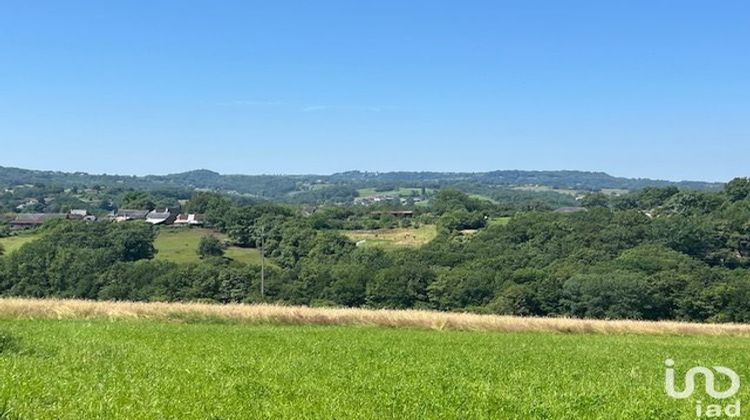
[0,317,746,418]
[488,216,511,226]
[154,228,263,265]
[342,225,437,249]
[2,224,436,263]
[0,227,264,266]
[512,185,580,196]
[0,234,40,254]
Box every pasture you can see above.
[0,299,748,418]
[512,185,580,196]
[488,216,511,226]
[342,225,437,249]
[153,227,264,265]
[0,227,264,266]
[0,234,39,254]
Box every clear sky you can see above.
[1,1,748,181]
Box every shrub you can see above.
[198,235,225,259]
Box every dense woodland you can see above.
[1,176,749,322]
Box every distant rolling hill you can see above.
[0,166,724,204]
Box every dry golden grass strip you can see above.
[0,297,749,336]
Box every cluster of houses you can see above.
[111,208,205,225]
[7,208,205,229]
[354,195,425,206]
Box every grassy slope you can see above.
[0,318,745,419]
[342,225,437,249]
[512,185,581,196]
[151,227,264,265]
[0,234,39,254]
[488,216,511,226]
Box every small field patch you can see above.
[342,225,437,249]
[512,185,580,196]
[0,233,40,254]
[488,216,511,226]
[154,227,263,265]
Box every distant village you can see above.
[353,195,425,206]
[8,208,205,230]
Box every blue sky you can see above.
[1,1,748,181]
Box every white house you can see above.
[173,213,205,226]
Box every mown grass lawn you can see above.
[0,319,747,419]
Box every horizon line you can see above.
[0,164,729,185]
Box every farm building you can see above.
[68,209,97,222]
[9,213,65,229]
[68,209,89,219]
[145,209,177,225]
[173,213,205,226]
[112,209,150,222]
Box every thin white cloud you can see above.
[301,105,391,113]
[214,100,394,113]
[215,99,285,107]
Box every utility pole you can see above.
[260,224,265,299]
